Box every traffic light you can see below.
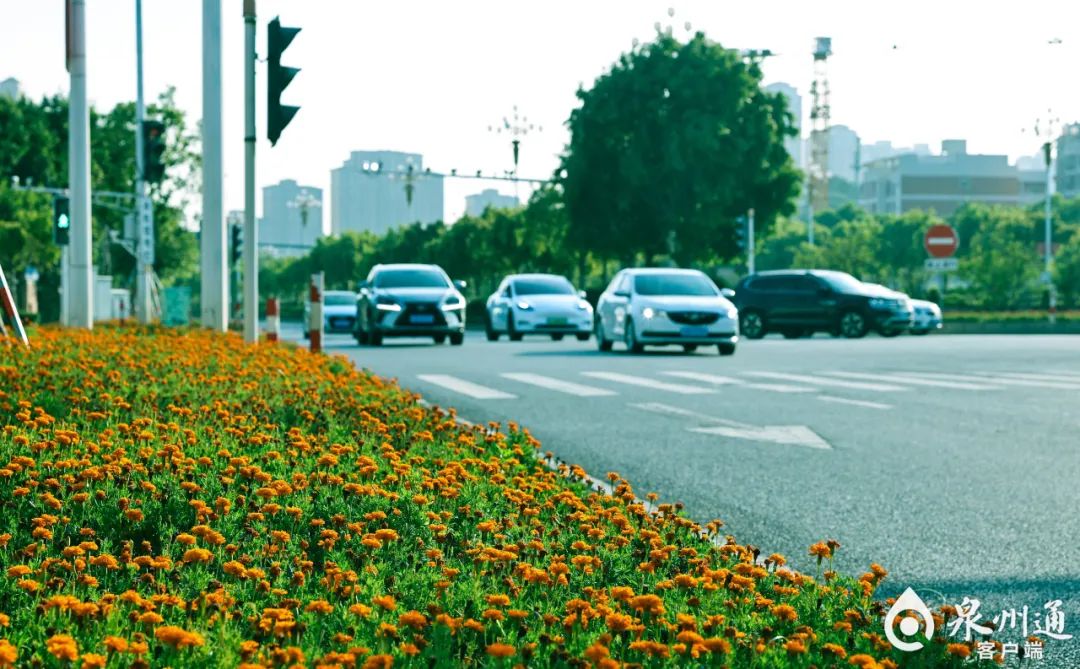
[54,196,70,246]
[142,120,166,183]
[267,17,300,146]
[735,215,747,252]
[230,224,242,266]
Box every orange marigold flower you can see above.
[181,548,213,564]
[946,643,971,658]
[362,655,393,669]
[485,594,510,607]
[154,626,205,649]
[702,637,731,654]
[80,653,107,669]
[784,639,807,654]
[47,634,79,661]
[809,541,832,560]
[0,615,7,628]
[629,594,665,615]
[485,643,515,658]
[771,604,798,622]
[400,643,420,656]
[372,595,396,611]
[349,603,373,618]
[305,600,333,615]
[124,509,144,522]
[823,643,847,659]
[175,533,197,546]
[5,566,30,578]
[137,611,164,625]
[0,639,18,667]
[398,611,427,629]
[101,636,128,653]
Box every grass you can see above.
[943,309,1080,323]
[0,326,989,668]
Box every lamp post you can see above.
[1034,111,1059,323]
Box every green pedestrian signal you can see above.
[54,196,70,246]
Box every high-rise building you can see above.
[859,139,1046,216]
[827,124,860,183]
[0,77,20,99]
[330,150,444,236]
[465,189,519,217]
[1057,123,1080,198]
[764,82,802,169]
[261,180,324,257]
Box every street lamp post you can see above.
[1034,111,1059,324]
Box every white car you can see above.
[304,290,358,338]
[485,273,593,341]
[910,299,943,334]
[595,268,738,355]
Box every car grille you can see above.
[667,311,721,325]
[328,316,355,329]
[400,301,446,326]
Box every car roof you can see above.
[506,273,571,282]
[372,263,442,270]
[620,267,706,275]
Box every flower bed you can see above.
[0,327,977,668]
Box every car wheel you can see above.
[740,310,767,339]
[485,314,499,341]
[682,344,698,353]
[551,333,564,341]
[369,332,383,346]
[449,333,464,346]
[624,318,644,354]
[877,328,902,338]
[355,328,369,345]
[596,318,613,351]
[507,313,524,342]
[839,311,869,338]
[718,343,736,356]
[433,334,447,344]
[576,332,590,342]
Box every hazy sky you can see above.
[3,1,1077,228]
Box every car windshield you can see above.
[513,278,575,296]
[815,271,866,293]
[634,273,717,296]
[373,269,449,289]
[324,294,355,306]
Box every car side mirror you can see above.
[613,290,630,299]
[720,288,736,299]
[578,290,587,299]
[453,280,467,291]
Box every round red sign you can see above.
[924,224,959,258]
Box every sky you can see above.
[2,0,1078,230]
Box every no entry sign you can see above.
[924,224,959,258]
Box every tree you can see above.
[956,204,1040,309]
[560,30,800,268]
[1053,229,1080,308]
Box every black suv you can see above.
[732,270,913,339]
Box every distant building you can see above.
[261,180,324,257]
[1057,123,1080,198]
[465,189,519,217]
[330,150,444,236]
[859,139,1046,216]
[0,77,19,99]
[764,82,802,169]
[860,140,931,165]
[827,124,860,183]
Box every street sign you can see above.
[924,224,959,258]
[925,258,958,271]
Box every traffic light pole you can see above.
[68,0,93,328]
[134,0,155,324]
[747,208,756,275]
[243,0,258,343]
[201,0,227,331]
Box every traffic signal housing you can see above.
[267,17,300,146]
[54,197,70,246]
[230,224,242,266]
[142,120,166,183]
[735,215,748,253]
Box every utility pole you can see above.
[747,208,756,275]
[202,0,227,331]
[243,0,258,343]
[68,0,93,328]
[1044,137,1056,324]
[134,0,155,323]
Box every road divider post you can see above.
[309,273,323,353]
[265,296,280,342]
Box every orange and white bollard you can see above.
[265,297,280,342]
[309,273,324,353]
[0,262,29,346]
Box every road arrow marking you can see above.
[631,402,832,450]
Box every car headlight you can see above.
[375,296,402,312]
[642,307,664,319]
[577,300,591,311]
[725,308,738,319]
[441,296,465,311]
[869,298,892,309]
[516,300,533,310]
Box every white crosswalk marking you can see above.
[662,371,814,393]
[500,373,617,397]
[817,395,892,410]
[891,371,1080,390]
[824,371,1000,390]
[582,371,714,395]
[985,372,1080,384]
[416,374,517,399]
[743,371,909,392]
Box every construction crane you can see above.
[807,36,832,244]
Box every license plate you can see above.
[547,317,568,325]
[410,314,435,324]
[681,326,708,337]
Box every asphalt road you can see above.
[288,324,1080,664]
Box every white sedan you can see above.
[910,299,943,334]
[485,274,593,341]
[595,268,739,355]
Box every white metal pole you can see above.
[747,208,756,275]
[134,0,155,324]
[201,0,227,331]
[1045,143,1056,324]
[243,0,258,343]
[68,0,93,328]
[60,246,70,326]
